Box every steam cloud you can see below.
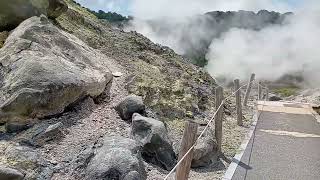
[206,2,320,86]
[128,0,296,54]
[127,0,320,86]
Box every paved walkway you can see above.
[230,101,320,180]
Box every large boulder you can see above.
[0,0,68,31]
[85,135,145,180]
[191,135,218,168]
[115,95,145,120]
[130,113,176,170]
[0,165,24,180]
[0,16,113,125]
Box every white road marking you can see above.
[223,101,318,179]
[223,111,259,180]
[260,129,320,138]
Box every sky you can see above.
[76,0,131,15]
[75,0,304,16]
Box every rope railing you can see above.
[164,101,225,180]
[257,82,269,89]
[211,76,225,89]
[225,80,256,100]
[164,75,267,180]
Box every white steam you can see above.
[127,0,320,85]
[128,0,296,55]
[206,2,320,85]
[128,17,213,55]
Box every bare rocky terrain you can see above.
[0,1,272,180]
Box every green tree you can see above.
[90,9,129,23]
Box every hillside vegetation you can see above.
[57,0,217,122]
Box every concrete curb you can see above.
[223,101,320,180]
[222,110,260,180]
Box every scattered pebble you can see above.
[112,71,123,77]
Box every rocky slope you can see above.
[56,0,217,122]
[0,1,258,180]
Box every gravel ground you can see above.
[288,88,320,105]
[145,88,258,180]
[37,58,258,180]
[39,57,132,180]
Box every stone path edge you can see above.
[222,110,259,180]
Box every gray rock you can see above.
[0,0,68,31]
[33,122,64,146]
[115,95,145,120]
[94,77,113,104]
[14,121,64,147]
[2,142,53,179]
[70,147,95,178]
[0,165,24,180]
[44,122,63,134]
[191,135,218,168]
[0,16,113,125]
[269,95,283,101]
[5,122,32,133]
[130,113,176,170]
[85,135,145,180]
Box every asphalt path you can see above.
[231,102,320,180]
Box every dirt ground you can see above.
[42,79,258,180]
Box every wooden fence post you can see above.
[215,86,224,152]
[243,73,255,106]
[258,81,262,100]
[176,121,198,180]
[265,87,269,101]
[234,79,243,126]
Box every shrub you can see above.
[273,87,298,97]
